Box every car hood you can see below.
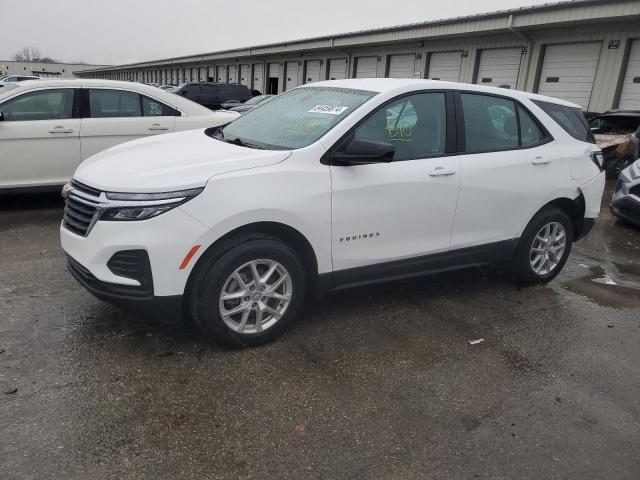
[74,129,291,192]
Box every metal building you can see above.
[76,0,640,112]
[1,61,110,79]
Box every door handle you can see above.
[49,127,73,134]
[429,167,456,177]
[148,124,168,131]
[532,156,550,165]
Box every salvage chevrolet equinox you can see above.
[61,79,606,346]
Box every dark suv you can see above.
[172,82,252,110]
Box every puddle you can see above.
[563,265,640,309]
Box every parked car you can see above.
[228,95,275,114]
[610,159,640,227]
[159,85,176,91]
[589,111,640,177]
[0,79,239,191]
[0,75,41,83]
[61,78,605,347]
[172,82,252,110]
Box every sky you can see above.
[1,0,557,66]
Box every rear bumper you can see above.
[67,255,183,320]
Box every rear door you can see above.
[451,92,560,249]
[79,88,177,160]
[0,87,81,188]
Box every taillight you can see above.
[590,151,604,171]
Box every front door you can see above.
[330,92,461,272]
[0,87,81,188]
[80,88,176,160]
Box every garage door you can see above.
[216,66,226,83]
[388,54,415,78]
[355,56,378,78]
[619,40,640,109]
[428,51,463,82]
[328,58,347,80]
[253,64,264,91]
[285,61,300,90]
[305,60,321,83]
[228,65,237,83]
[537,42,601,110]
[240,65,250,86]
[475,47,523,89]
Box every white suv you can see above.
[60,79,606,346]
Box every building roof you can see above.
[77,0,640,73]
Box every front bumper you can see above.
[610,170,640,226]
[66,254,183,318]
[61,205,209,298]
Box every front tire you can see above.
[187,235,307,347]
[512,207,573,286]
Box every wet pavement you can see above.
[1,185,639,480]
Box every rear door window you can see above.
[532,100,595,143]
[89,89,141,118]
[518,106,545,147]
[141,96,177,116]
[461,93,519,152]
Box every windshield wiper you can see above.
[225,136,265,150]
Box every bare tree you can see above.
[12,46,57,64]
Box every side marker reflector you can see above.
[179,245,201,270]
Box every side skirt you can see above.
[316,239,518,296]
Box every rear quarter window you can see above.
[533,100,595,144]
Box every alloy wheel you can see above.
[529,221,567,276]
[218,259,293,335]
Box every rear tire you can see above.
[512,207,573,286]
[187,235,307,347]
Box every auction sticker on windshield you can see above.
[308,105,349,115]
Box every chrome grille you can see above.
[63,181,101,237]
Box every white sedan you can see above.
[0,79,239,191]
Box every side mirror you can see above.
[332,138,395,165]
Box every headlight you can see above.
[101,187,203,221]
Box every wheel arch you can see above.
[527,194,587,240]
[185,221,320,297]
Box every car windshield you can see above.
[590,115,640,134]
[218,87,376,149]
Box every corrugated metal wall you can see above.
[78,5,640,111]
